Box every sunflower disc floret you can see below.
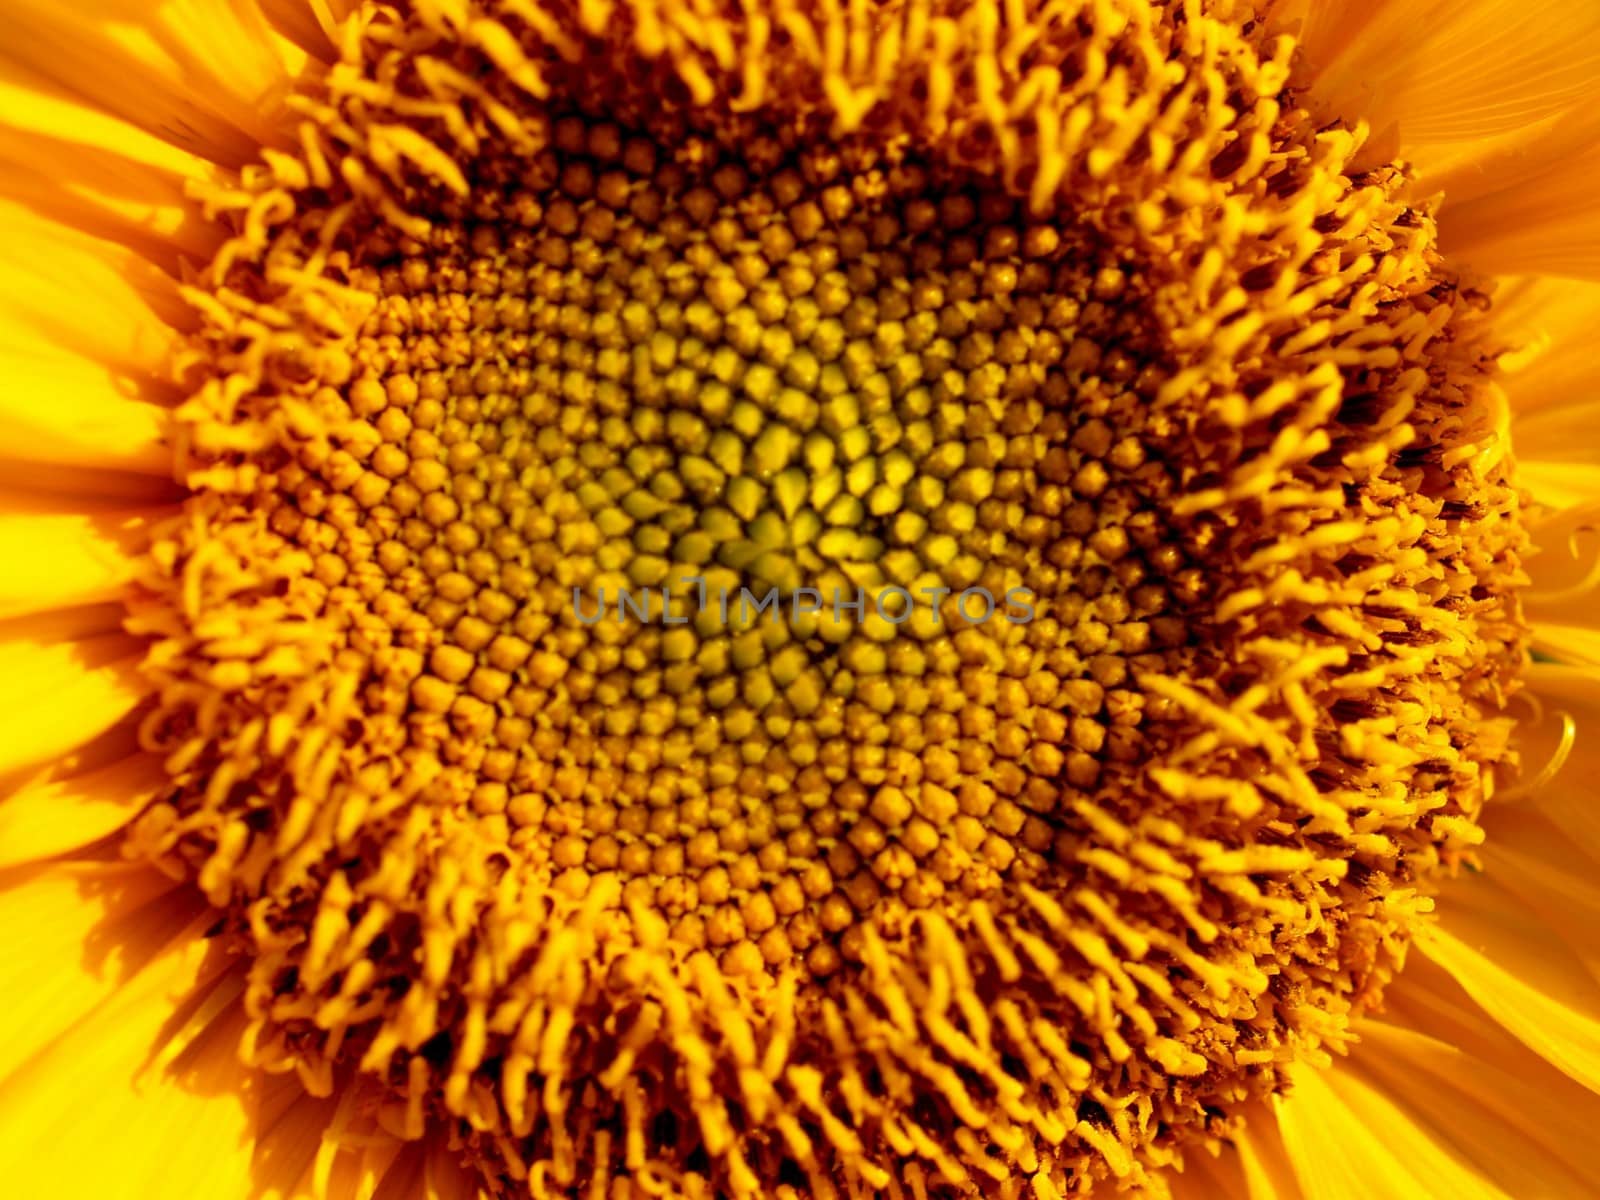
[124,2,1527,1196]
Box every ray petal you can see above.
[0,941,260,1198]
[0,511,150,620]
[0,0,306,166]
[1435,105,1600,280]
[0,200,187,373]
[1284,0,1600,175]
[0,64,223,266]
[0,859,198,1081]
[1418,883,1600,1094]
[0,752,168,870]
[1273,1058,1509,1200]
[0,631,151,779]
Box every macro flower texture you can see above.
[5,0,1600,1196]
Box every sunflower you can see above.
[3,0,1599,1196]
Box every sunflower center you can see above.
[127,3,1529,1196]
[306,125,1198,983]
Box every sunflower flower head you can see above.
[8,0,1596,1198]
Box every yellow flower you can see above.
[2,0,1599,1196]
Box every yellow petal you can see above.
[422,1146,483,1200]
[230,1072,414,1200]
[0,933,260,1198]
[0,202,180,493]
[372,1140,486,1200]
[1274,0,1388,75]
[0,356,172,477]
[1436,104,1600,280]
[1232,1113,1306,1200]
[259,0,355,61]
[1490,276,1600,507]
[0,859,196,1081]
[246,1074,329,1191]
[1170,1151,1245,1200]
[1350,1030,1600,1196]
[0,752,167,869]
[1348,1018,1598,1196]
[0,0,305,166]
[1499,664,1600,815]
[1477,809,1600,977]
[1287,0,1600,174]
[1517,463,1600,514]
[0,200,186,374]
[0,63,221,265]
[1495,276,1600,409]
[1509,440,1600,511]
[1512,666,1600,853]
[1378,951,1600,1188]
[0,511,148,619]
[1524,503,1600,628]
[0,630,150,779]
[253,1084,349,1200]
[1273,1058,1509,1200]
[1474,665,1600,959]
[1171,1103,1304,1200]
[1531,623,1600,669]
[1418,881,1600,1094]
[316,1125,406,1200]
